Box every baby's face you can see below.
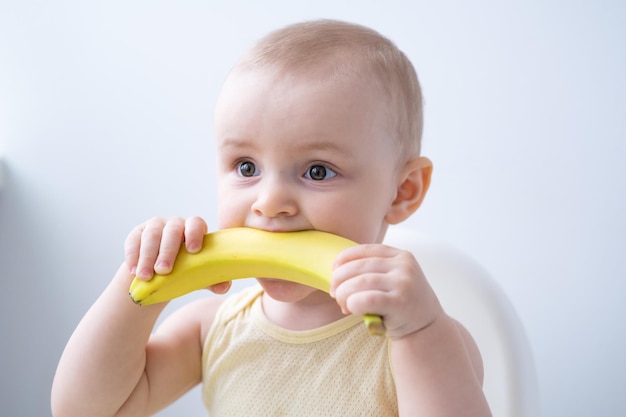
[214,67,401,244]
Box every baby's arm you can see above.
[331,244,492,417]
[51,217,221,417]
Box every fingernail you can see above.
[154,261,170,274]
[139,267,153,280]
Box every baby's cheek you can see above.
[217,185,241,227]
[217,209,239,229]
[216,199,242,229]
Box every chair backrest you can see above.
[384,227,540,417]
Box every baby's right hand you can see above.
[124,216,208,281]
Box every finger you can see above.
[344,289,390,317]
[124,224,145,275]
[154,217,186,275]
[330,246,396,296]
[135,218,166,280]
[332,270,395,316]
[332,243,398,269]
[333,270,393,303]
[184,216,208,253]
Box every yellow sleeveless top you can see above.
[202,286,398,416]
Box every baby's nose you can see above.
[250,178,298,218]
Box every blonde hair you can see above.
[234,19,424,158]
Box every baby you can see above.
[52,19,491,416]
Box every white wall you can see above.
[1,1,624,416]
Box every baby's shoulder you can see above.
[188,286,263,343]
[161,296,225,345]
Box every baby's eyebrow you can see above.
[219,136,354,158]
[296,139,354,158]
[217,137,258,152]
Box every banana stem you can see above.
[364,314,386,336]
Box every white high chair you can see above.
[384,227,540,417]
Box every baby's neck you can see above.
[260,291,347,331]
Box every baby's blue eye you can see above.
[305,164,336,181]
[238,160,259,177]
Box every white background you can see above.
[1,1,624,416]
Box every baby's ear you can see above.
[385,157,432,224]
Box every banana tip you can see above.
[129,293,143,306]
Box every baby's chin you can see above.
[256,278,322,303]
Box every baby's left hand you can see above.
[330,244,444,339]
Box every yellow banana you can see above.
[129,227,385,335]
